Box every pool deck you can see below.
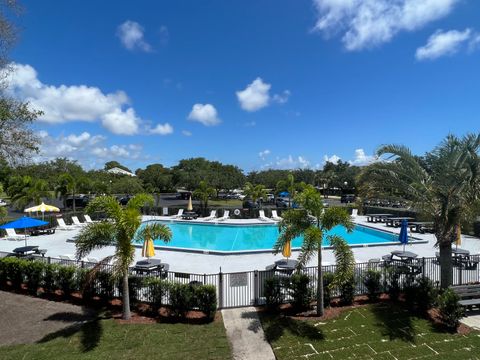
[0,215,479,274]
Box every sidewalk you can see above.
[222,307,275,360]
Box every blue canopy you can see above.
[398,219,409,246]
[279,191,289,197]
[0,216,48,230]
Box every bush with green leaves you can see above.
[437,289,464,330]
[24,260,45,295]
[2,257,27,289]
[169,283,195,317]
[97,270,115,301]
[126,275,145,305]
[264,277,283,310]
[363,269,382,302]
[323,272,335,307]
[144,277,170,312]
[195,285,217,319]
[43,263,59,294]
[386,268,401,301]
[56,265,76,297]
[339,276,355,305]
[76,268,95,301]
[415,277,436,313]
[330,236,356,305]
[288,273,311,310]
[403,278,417,310]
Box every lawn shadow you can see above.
[370,303,415,342]
[38,308,102,352]
[260,313,324,343]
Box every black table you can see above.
[367,214,393,223]
[181,211,198,220]
[275,259,298,270]
[133,259,169,276]
[385,217,415,227]
[390,250,418,260]
[12,246,39,256]
[409,222,434,233]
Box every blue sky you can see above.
[7,0,480,171]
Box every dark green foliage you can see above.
[323,272,335,307]
[403,279,417,310]
[24,260,45,295]
[2,257,27,289]
[195,285,217,319]
[288,273,312,310]
[363,269,382,301]
[264,277,283,310]
[76,268,95,301]
[43,263,59,293]
[339,276,355,305]
[414,277,437,313]
[437,289,464,330]
[169,283,195,317]
[126,275,144,305]
[97,270,115,300]
[56,265,76,297]
[144,277,170,312]
[386,268,401,301]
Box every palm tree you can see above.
[55,173,89,213]
[7,175,49,210]
[276,174,299,207]
[75,194,172,320]
[274,185,353,316]
[243,182,268,209]
[193,180,215,216]
[358,134,480,288]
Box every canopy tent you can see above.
[0,216,48,246]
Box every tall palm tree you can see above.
[277,174,300,207]
[75,194,172,320]
[7,175,49,210]
[274,185,353,316]
[193,180,215,216]
[243,182,268,208]
[358,134,480,288]
[55,173,89,213]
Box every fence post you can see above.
[218,270,223,309]
[459,263,463,285]
[47,256,51,265]
[203,273,206,285]
[422,257,426,279]
[253,270,258,306]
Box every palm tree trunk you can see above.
[122,271,131,320]
[72,189,76,214]
[316,246,324,316]
[439,239,453,289]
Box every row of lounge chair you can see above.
[165,208,283,222]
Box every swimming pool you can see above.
[136,221,413,254]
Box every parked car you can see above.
[66,195,90,208]
[340,194,356,203]
[276,198,289,208]
[118,196,131,206]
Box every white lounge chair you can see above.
[351,209,358,218]
[84,214,97,223]
[71,216,86,227]
[57,218,76,231]
[5,228,26,241]
[271,210,282,221]
[217,210,230,221]
[170,209,184,218]
[202,210,217,221]
[258,210,271,222]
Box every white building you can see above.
[106,167,136,177]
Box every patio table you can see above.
[181,211,198,220]
[385,217,415,227]
[409,222,434,233]
[367,214,393,223]
[12,246,39,257]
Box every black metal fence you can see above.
[1,251,479,308]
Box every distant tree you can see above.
[276,174,304,208]
[0,183,6,221]
[247,169,290,189]
[6,175,49,210]
[104,161,131,173]
[136,164,173,194]
[172,158,212,191]
[55,174,90,212]
[110,176,144,195]
[243,182,267,209]
[193,180,215,215]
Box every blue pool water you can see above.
[137,221,401,252]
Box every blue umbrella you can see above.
[279,191,289,197]
[0,216,48,246]
[398,219,409,251]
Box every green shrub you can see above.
[56,265,76,297]
[0,258,8,286]
[97,271,115,300]
[363,269,382,302]
[339,276,355,305]
[288,273,311,310]
[144,277,170,312]
[126,276,144,305]
[415,277,436,314]
[323,272,335,307]
[43,263,59,293]
[264,277,283,310]
[3,257,27,289]
[438,289,464,330]
[386,268,401,301]
[169,283,194,317]
[76,268,95,301]
[195,285,217,319]
[403,278,417,310]
[24,261,45,295]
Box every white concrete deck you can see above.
[0,215,479,274]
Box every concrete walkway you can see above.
[461,311,480,330]
[222,307,275,360]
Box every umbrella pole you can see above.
[24,227,27,247]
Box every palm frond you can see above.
[85,196,122,222]
[126,193,155,211]
[133,222,172,244]
[75,222,116,260]
[321,207,354,232]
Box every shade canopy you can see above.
[282,240,292,258]
[24,202,60,213]
[398,219,408,245]
[0,216,48,230]
[187,196,193,211]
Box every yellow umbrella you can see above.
[24,202,60,220]
[142,237,155,259]
[455,226,462,247]
[187,196,193,211]
[282,240,292,258]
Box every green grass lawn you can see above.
[208,199,243,207]
[260,304,480,360]
[0,318,232,360]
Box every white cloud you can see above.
[117,20,152,52]
[323,154,341,164]
[272,90,291,104]
[34,131,142,169]
[148,123,174,135]
[258,149,271,160]
[181,130,192,137]
[416,28,473,60]
[312,0,460,51]
[188,103,221,126]
[3,63,142,135]
[350,148,376,165]
[236,78,271,112]
[275,155,310,169]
